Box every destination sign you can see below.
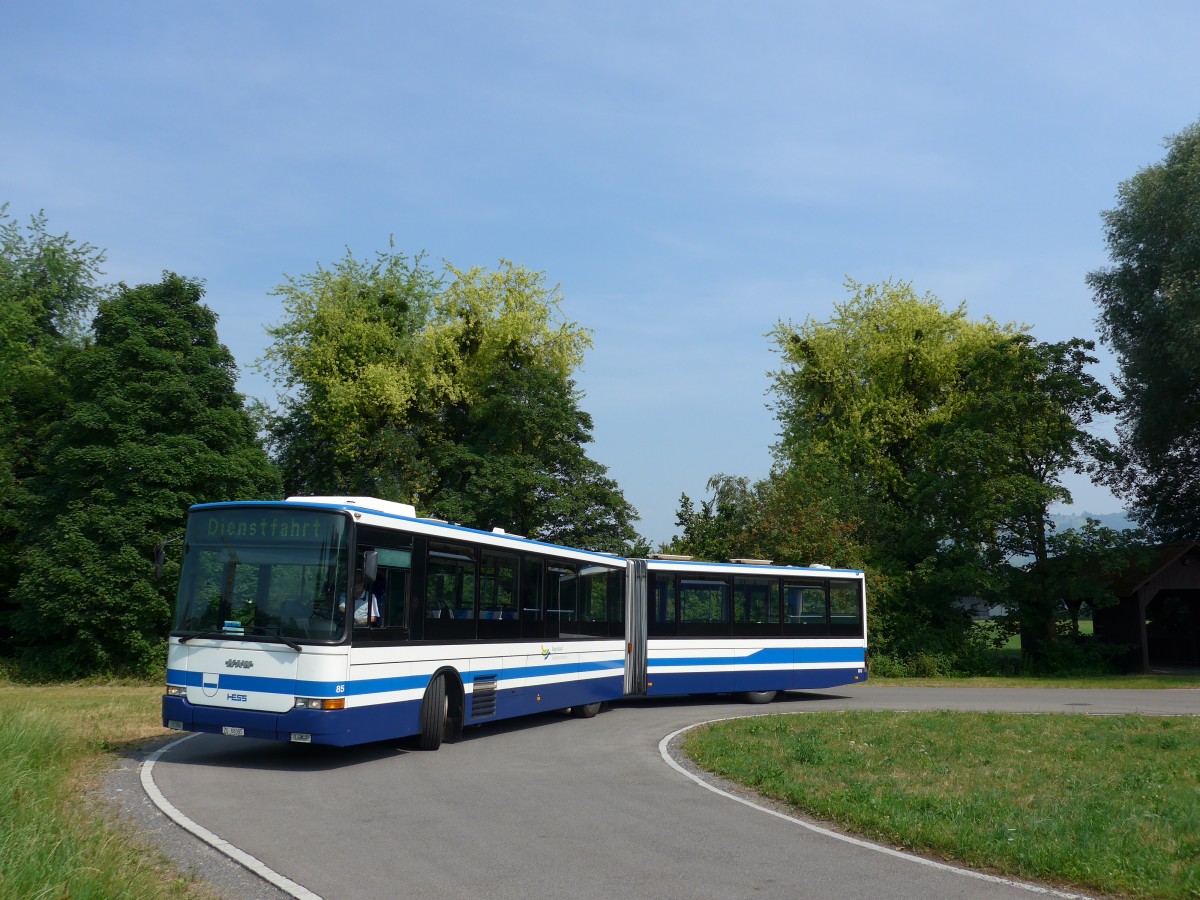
[190,509,345,545]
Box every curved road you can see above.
[147,686,1200,899]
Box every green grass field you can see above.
[684,711,1200,899]
[870,672,1200,688]
[0,682,203,899]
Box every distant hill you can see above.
[1051,511,1135,532]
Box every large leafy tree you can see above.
[921,335,1119,658]
[767,281,998,659]
[0,206,108,649]
[768,280,1118,664]
[1088,120,1200,540]
[10,273,280,676]
[262,247,442,499]
[263,250,639,553]
[669,468,864,569]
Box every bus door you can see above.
[785,581,828,689]
[624,559,648,695]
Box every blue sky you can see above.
[4,3,1199,545]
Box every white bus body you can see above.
[164,497,866,748]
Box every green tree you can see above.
[0,206,108,650]
[263,249,640,552]
[428,352,637,553]
[262,247,442,499]
[669,468,863,569]
[769,280,1010,660]
[923,335,1119,659]
[768,280,1118,666]
[10,273,280,676]
[1088,120,1200,540]
[1005,520,1151,674]
[668,474,758,562]
[770,279,1006,509]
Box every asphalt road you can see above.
[144,686,1200,899]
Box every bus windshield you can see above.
[172,507,350,644]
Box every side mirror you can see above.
[363,550,378,582]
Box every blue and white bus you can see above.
[163,496,867,748]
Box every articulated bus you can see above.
[163,496,867,748]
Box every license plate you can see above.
[221,726,245,737]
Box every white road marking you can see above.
[659,719,1097,900]
[140,735,323,900]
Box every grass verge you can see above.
[684,711,1200,899]
[868,673,1200,689]
[0,683,202,899]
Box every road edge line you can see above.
[140,734,323,900]
[658,719,1096,900]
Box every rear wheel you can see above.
[569,701,602,718]
[418,675,447,750]
[744,690,777,704]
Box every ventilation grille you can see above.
[471,674,498,719]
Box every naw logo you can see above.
[540,646,551,659]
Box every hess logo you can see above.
[225,659,254,669]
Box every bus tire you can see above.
[570,701,601,718]
[444,678,464,743]
[418,675,447,751]
[744,690,777,704]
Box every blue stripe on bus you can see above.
[648,646,864,667]
[167,651,862,700]
[166,657,626,699]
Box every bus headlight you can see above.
[165,685,186,697]
[294,697,345,711]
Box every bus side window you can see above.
[733,576,781,636]
[829,581,863,637]
[545,563,578,640]
[425,542,477,641]
[679,578,730,636]
[521,556,544,640]
[479,551,519,640]
[607,569,625,638]
[784,583,829,636]
[649,573,677,636]
[367,568,407,631]
[576,567,608,638]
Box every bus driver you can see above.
[339,572,380,627]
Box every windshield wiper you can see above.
[178,630,302,652]
[245,627,303,652]
[178,631,232,644]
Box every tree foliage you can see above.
[669,467,863,570]
[1088,120,1200,540]
[261,247,442,499]
[766,279,1119,664]
[9,273,280,676]
[262,249,639,553]
[0,207,109,648]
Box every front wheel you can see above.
[418,675,448,750]
[569,701,602,718]
[743,690,777,704]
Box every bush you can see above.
[1020,636,1127,677]
[867,653,908,678]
